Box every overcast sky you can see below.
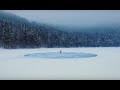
[4,10,120,28]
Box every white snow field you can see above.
[0,47,120,80]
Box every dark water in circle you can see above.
[24,52,97,59]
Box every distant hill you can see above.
[56,23,120,33]
[0,11,120,49]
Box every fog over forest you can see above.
[4,10,120,32]
[0,10,120,49]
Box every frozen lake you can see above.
[24,52,97,59]
[0,47,120,80]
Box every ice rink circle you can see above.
[24,52,97,59]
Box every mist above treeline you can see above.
[0,11,120,49]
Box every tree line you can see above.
[0,11,120,49]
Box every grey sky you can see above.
[4,10,120,28]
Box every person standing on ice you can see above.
[60,50,62,54]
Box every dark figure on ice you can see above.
[60,50,62,54]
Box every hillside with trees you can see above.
[0,11,120,49]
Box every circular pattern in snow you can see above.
[24,52,97,59]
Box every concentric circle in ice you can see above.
[24,52,97,59]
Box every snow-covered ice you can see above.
[0,47,120,80]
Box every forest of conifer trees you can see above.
[0,11,120,49]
